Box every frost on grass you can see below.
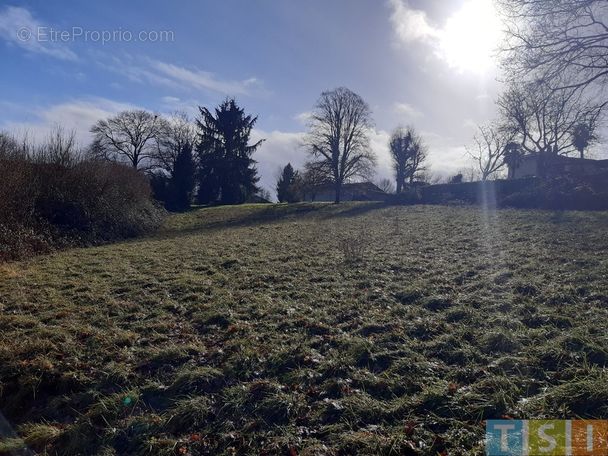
[0,203,607,454]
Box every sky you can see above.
[0,0,506,193]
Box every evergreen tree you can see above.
[276,163,299,203]
[166,143,196,211]
[195,99,264,205]
[149,172,170,205]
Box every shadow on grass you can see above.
[155,201,389,241]
[318,201,388,220]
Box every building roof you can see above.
[314,182,385,194]
[520,153,608,166]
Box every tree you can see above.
[299,161,330,201]
[305,87,376,203]
[497,81,603,157]
[153,111,197,175]
[449,173,464,184]
[389,126,427,193]
[276,163,299,203]
[195,99,263,205]
[504,142,524,179]
[165,143,196,211]
[376,178,395,194]
[90,110,163,170]
[0,133,21,159]
[572,122,598,159]
[38,126,79,166]
[466,123,514,181]
[500,0,608,96]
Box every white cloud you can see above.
[159,96,203,118]
[150,60,261,96]
[462,118,478,129]
[251,129,306,196]
[423,136,472,180]
[368,129,393,182]
[424,145,479,182]
[388,0,502,74]
[161,96,181,104]
[94,52,263,97]
[294,111,313,125]
[0,6,77,60]
[1,98,136,146]
[393,102,424,121]
[388,0,439,44]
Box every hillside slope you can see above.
[1,203,608,455]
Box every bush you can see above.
[501,175,608,210]
[0,134,164,260]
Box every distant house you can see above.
[508,154,608,179]
[302,182,386,202]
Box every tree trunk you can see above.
[334,180,341,204]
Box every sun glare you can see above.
[439,0,502,74]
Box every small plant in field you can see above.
[391,216,401,235]
[338,233,370,263]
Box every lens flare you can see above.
[438,0,502,74]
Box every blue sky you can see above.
[0,0,505,192]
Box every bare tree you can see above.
[306,87,376,203]
[376,178,395,194]
[500,0,608,95]
[466,123,514,181]
[90,110,164,170]
[504,142,525,179]
[389,126,427,193]
[463,166,482,183]
[38,126,80,166]
[0,132,27,160]
[153,111,197,175]
[497,81,604,156]
[299,161,331,201]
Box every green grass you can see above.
[1,202,608,455]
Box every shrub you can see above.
[338,234,369,263]
[0,133,164,260]
[501,175,608,210]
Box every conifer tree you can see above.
[166,143,196,211]
[196,99,263,205]
[276,163,299,203]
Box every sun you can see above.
[438,0,503,74]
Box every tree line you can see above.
[466,0,608,181]
[274,88,428,204]
[89,99,263,210]
[88,87,429,207]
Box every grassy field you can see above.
[1,202,608,455]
